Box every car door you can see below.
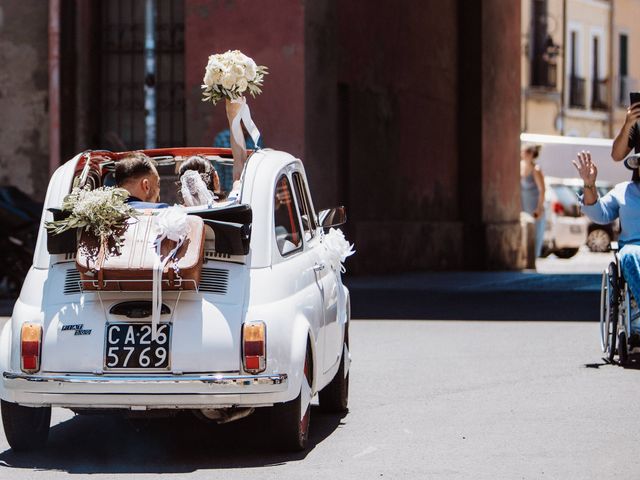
[291,171,340,373]
[273,171,326,364]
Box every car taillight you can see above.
[242,322,266,373]
[21,323,42,373]
[552,201,565,215]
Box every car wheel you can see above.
[319,323,349,413]
[554,248,579,259]
[271,346,312,452]
[587,229,611,253]
[1,400,51,451]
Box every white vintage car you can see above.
[0,147,351,452]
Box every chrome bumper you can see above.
[1,371,289,408]
[3,372,287,386]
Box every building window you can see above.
[591,36,608,111]
[99,0,184,151]
[530,0,558,88]
[569,30,586,109]
[619,33,629,107]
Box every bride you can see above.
[178,155,221,207]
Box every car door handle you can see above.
[313,262,326,272]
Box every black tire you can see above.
[271,347,312,452]
[619,331,629,366]
[319,324,349,413]
[607,263,619,363]
[554,248,579,259]
[1,400,51,451]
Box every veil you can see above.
[180,170,216,207]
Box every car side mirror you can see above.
[318,206,347,229]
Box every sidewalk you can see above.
[0,272,601,321]
[344,271,600,321]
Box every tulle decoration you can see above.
[155,205,190,241]
[180,170,216,208]
[323,228,355,273]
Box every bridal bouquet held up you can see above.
[201,50,267,181]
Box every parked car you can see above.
[0,147,351,452]
[542,177,589,259]
[559,178,618,253]
[0,186,42,298]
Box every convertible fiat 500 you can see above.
[0,147,351,452]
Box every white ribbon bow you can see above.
[151,207,190,340]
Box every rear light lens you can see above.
[242,322,266,373]
[552,201,565,215]
[21,323,42,373]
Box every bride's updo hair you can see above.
[178,155,214,189]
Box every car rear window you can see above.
[551,184,579,206]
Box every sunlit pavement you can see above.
[536,246,611,274]
[0,319,636,479]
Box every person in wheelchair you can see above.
[573,151,640,338]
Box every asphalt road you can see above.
[0,318,636,479]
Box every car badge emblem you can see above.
[61,324,92,336]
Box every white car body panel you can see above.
[1,149,349,411]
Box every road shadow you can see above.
[0,406,347,474]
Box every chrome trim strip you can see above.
[3,372,287,386]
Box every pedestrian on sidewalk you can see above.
[521,144,546,257]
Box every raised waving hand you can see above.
[571,151,598,205]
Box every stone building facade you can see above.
[0,0,523,273]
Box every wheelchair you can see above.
[601,242,635,365]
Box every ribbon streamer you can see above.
[152,235,184,340]
[230,96,261,148]
[226,97,261,181]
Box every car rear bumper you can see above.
[1,371,289,409]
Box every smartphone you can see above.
[631,91,640,106]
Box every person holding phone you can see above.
[611,92,640,165]
[521,144,546,257]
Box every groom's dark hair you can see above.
[115,152,156,186]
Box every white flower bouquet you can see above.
[45,186,137,255]
[201,50,268,105]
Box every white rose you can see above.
[211,69,223,84]
[203,67,215,86]
[237,77,248,93]
[231,63,245,79]
[221,72,237,90]
[244,59,257,80]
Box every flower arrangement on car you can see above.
[45,185,137,261]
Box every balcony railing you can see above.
[591,78,608,111]
[531,59,557,89]
[569,76,586,108]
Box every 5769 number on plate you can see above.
[105,323,170,369]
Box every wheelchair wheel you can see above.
[600,263,619,362]
[619,331,629,366]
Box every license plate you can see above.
[105,323,171,370]
[570,225,583,234]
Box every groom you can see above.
[115,153,169,209]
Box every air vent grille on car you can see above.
[199,268,229,294]
[64,269,82,295]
